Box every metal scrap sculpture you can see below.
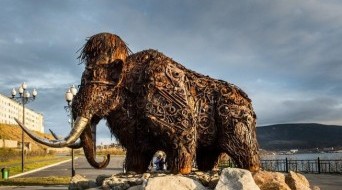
[16,33,260,174]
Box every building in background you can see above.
[0,93,44,133]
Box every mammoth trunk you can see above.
[69,60,123,170]
[71,61,123,120]
[81,122,110,169]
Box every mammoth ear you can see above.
[109,59,123,83]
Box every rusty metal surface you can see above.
[25,32,260,174]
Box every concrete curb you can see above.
[9,157,78,179]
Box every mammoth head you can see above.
[78,32,131,66]
[73,33,132,119]
[16,33,131,168]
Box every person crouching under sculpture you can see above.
[153,153,166,171]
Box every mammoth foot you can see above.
[170,148,194,175]
[229,154,260,172]
[170,156,192,175]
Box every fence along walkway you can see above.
[261,158,342,174]
[219,158,342,174]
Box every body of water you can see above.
[259,152,342,173]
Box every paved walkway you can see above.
[14,155,125,180]
[8,158,73,179]
[303,173,342,190]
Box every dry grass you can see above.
[0,123,54,151]
[0,148,56,162]
[97,147,126,155]
[0,176,70,186]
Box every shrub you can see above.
[97,147,126,155]
[0,148,20,162]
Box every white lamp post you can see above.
[64,85,77,177]
[11,82,37,173]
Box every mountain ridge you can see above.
[256,123,342,151]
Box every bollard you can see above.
[285,158,288,173]
[123,161,126,174]
[317,157,321,174]
[1,168,9,179]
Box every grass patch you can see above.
[0,176,70,186]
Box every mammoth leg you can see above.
[219,121,260,172]
[196,147,220,171]
[168,130,196,174]
[215,81,260,172]
[125,149,154,173]
[170,144,195,174]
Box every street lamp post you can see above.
[64,85,77,177]
[11,82,37,173]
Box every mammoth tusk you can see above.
[67,141,82,149]
[49,129,82,149]
[49,129,60,140]
[14,117,89,148]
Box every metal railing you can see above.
[219,158,342,174]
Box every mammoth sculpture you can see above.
[16,33,260,174]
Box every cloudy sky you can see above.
[0,0,341,144]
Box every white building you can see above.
[0,93,44,133]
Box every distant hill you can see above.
[257,123,342,151]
